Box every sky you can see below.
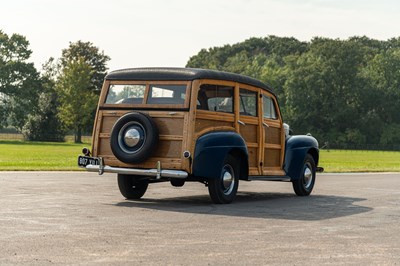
[2,0,400,72]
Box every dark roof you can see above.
[106,67,274,94]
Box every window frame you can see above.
[239,88,258,117]
[262,94,279,120]
[196,83,235,114]
[100,80,191,109]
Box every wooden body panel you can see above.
[261,97,285,176]
[93,110,188,170]
[91,77,286,177]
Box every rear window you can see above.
[105,84,187,105]
[105,85,146,104]
[147,85,186,105]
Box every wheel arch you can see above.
[192,131,248,180]
[228,148,249,180]
[307,147,319,167]
[284,135,319,181]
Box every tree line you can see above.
[2,29,400,148]
[187,36,400,148]
[0,30,109,143]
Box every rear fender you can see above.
[192,131,248,179]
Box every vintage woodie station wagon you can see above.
[78,67,323,203]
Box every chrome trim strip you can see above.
[84,164,188,179]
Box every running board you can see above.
[248,176,291,182]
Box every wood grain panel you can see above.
[248,147,258,168]
[195,119,234,134]
[264,126,281,145]
[94,110,186,169]
[153,117,184,136]
[239,124,258,143]
[264,149,281,167]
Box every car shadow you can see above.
[113,191,372,221]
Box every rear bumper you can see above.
[84,164,188,179]
[81,157,188,179]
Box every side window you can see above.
[197,84,234,113]
[263,95,277,119]
[239,89,257,116]
[147,85,186,104]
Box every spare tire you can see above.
[110,112,158,163]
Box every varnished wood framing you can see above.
[101,80,191,109]
[260,90,286,176]
[92,75,287,177]
[91,80,111,155]
[237,84,262,175]
[92,80,194,172]
[186,79,200,172]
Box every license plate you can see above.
[78,156,100,167]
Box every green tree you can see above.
[362,48,400,145]
[22,58,65,141]
[61,40,110,92]
[187,36,307,73]
[186,36,308,116]
[0,30,41,130]
[57,57,98,143]
[186,35,400,148]
[284,38,376,144]
[59,41,110,137]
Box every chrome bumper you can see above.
[84,161,188,179]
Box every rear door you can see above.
[237,87,262,176]
[92,80,192,171]
[261,93,285,176]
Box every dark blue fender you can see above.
[192,131,248,179]
[284,135,320,181]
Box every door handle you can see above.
[263,122,269,128]
[237,120,246,126]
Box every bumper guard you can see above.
[84,158,188,179]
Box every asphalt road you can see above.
[0,171,399,265]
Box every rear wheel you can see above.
[117,174,148,199]
[292,154,316,196]
[208,155,239,204]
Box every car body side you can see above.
[89,68,320,183]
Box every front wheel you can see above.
[292,154,316,196]
[208,155,239,204]
[117,174,148,199]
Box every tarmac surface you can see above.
[0,171,399,265]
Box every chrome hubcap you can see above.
[303,163,313,189]
[118,122,146,154]
[124,128,140,147]
[221,164,235,195]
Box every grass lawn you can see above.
[0,140,399,172]
[320,149,400,172]
[0,140,89,171]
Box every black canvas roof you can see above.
[106,67,274,94]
